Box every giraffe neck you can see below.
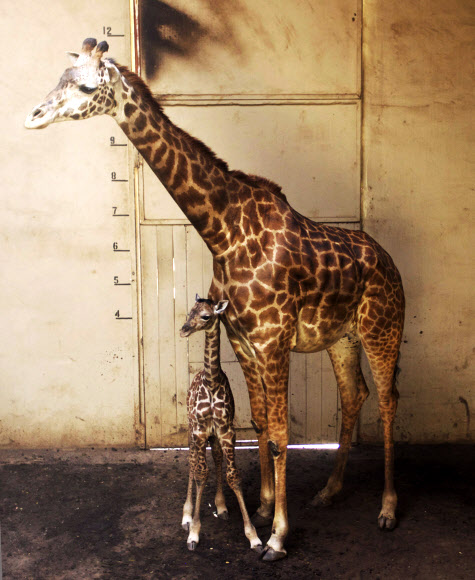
[203,319,222,386]
[113,69,241,256]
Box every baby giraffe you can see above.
[180,295,262,553]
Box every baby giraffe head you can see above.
[180,295,229,338]
[25,38,122,129]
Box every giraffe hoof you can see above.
[252,543,264,554]
[378,515,397,530]
[187,540,198,551]
[310,492,332,507]
[218,510,229,521]
[182,522,190,532]
[260,546,287,562]
[251,512,273,528]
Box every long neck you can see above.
[114,71,242,256]
[203,319,222,386]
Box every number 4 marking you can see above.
[115,310,132,320]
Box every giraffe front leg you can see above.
[238,354,274,527]
[252,426,275,528]
[219,429,263,553]
[182,470,194,531]
[186,434,209,550]
[226,337,275,527]
[258,350,290,562]
[182,435,195,531]
[210,436,228,519]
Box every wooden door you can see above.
[136,0,362,447]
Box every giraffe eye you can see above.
[78,84,98,94]
[201,315,211,321]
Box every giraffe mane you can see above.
[228,171,288,204]
[114,62,289,206]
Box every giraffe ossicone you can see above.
[26,38,405,560]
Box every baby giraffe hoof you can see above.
[251,512,273,528]
[218,510,229,521]
[260,546,287,562]
[378,515,397,530]
[310,491,333,507]
[187,540,198,551]
[182,522,190,532]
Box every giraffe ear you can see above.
[66,52,80,65]
[195,293,201,302]
[214,300,229,315]
[104,60,121,83]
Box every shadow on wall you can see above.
[140,0,205,79]
[139,0,273,81]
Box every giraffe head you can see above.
[25,38,121,129]
[180,295,229,338]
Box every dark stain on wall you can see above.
[140,0,207,80]
[138,0,268,83]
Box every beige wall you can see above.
[0,1,139,448]
[360,0,474,442]
[0,1,473,448]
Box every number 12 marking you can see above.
[103,27,125,38]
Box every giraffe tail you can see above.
[393,352,402,398]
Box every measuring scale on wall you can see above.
[98,17,138,325]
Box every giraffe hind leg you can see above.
[364,341,400,530]
[182,469,194,531]
[312,332,369,507]
[359,290,404,530]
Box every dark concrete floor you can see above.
[0,444,474,579]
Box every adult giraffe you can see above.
[25,39,405,561]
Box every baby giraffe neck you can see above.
[204,319,222,387]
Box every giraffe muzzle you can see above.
[180,325,192,338]
[25,103,56,129]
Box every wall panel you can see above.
[0,1,138,448]
[361,0,474,442]
[139,0,361,97]
[137,0,362,447]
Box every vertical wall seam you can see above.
[359,0,366,232]
[171,226,178,434]
[130,0,146,448]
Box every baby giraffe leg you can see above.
[219,430,263,553]
[182,434,195,531]
[187,434,209,550]
[182,472,194,531]
[210,435,228,519]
